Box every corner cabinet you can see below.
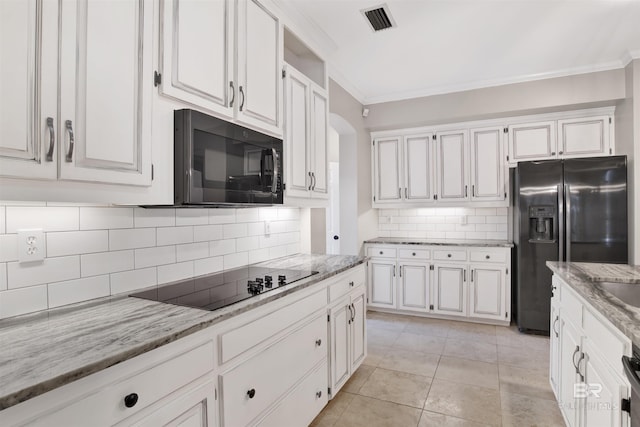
[365,244,511,325]
[0,0,153,186]
[283,64,328,201]
[159,0,282,137]
[550,275,632,427]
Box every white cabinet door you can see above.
[508,120,557,163]
[310,86,328,198]
[350,291,366,370]
[0,0,58,180]
[558,116,610,159]
[159,0,233,119]
[368,260,396,308]
[469,266,505,321]
[559,317,581,427]
[432,264,467,317]
[397,263,429,313]
[329,299,351,395]
[435,130,469,202]
[470,127,504,201]
[59,0,152,186]
[373,137,402,203]
[135,380,217,427]
[284,66,309,198]
[550,301,561,399]
[403,134,434,202]
[236,0,281,136]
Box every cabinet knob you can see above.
[349,281,354,287]
[559,151,563,155]
[379,251,383,255]
[412,252,416,256]
[447,254,452,258]
[247,388,256,399]
[485,255,490,259]
[316,391,322,398]
[551,151,556,156]
[315,339,322,347]
[124,393,139,408]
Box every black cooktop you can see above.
[130,265,319,311]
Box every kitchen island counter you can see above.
[0,254,365,411]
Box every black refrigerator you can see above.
[514,156,627,334]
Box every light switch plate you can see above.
[264,221,271,236]
[18,228,45,263]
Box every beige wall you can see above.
[329,79,377,254]
[365,68,626,131]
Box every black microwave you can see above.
[174,109,283,206]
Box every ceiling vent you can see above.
[361,4,396,32]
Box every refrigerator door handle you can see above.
[558,184,564,262]
[565,184,571,262]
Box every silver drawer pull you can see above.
[45,117,55,161]
[65,120,74,162]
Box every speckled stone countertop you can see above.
[364,237,514,248]
[0,254,364,411]
[547,261,640,346]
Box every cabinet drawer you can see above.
[367,247,396,258]
[561,285,583,328]
[398,248,430,261]
[329,265,365,303]
[30,341,215,427]
[583,309,631,377]
[256,360,328,427]
[433,249,467,261]
[469,250,506,263]
[220,288,327,364]
[220,315,326,427]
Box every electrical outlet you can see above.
[264,221,271,236]
[18,229,45,263]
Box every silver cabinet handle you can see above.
[464,185,468,197]
[558,185,564,261]
[393,265,396,277]
[572,345,580,373]
[405,188,408,199]
[229,81,235,107]
[315,339,322,347]
[65,120,74,162]
[271,148,278,193]
[316,391,322,398]
[553,316,559,338]
[312,172,316,191]
[349,281,354,287]
[351,303,356,322]
[308,172,312,191]
[463,269,466,282]
[472,184,475,197]
[45,117,55,161]
[566,184,571,262]
[239,86,245,111]
[471,269,474,282]
[399,266,402,277]
[577,352,586,382]
[347,304,353,324]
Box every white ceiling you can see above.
[280,0,640,105]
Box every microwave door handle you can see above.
[271,148,278,193]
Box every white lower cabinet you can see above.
[550,275,631,427]
[365,244,511,325]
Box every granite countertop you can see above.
[546,261,640,346]
[0,254,365,411]
[364,237,514,248]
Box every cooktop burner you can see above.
[130,265,319,311]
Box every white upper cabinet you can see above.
[283,65,327,201]
[58,0,153,186]
[508,120,557,164]
[0,0,58,180]
[404,134,434,202]
[373,137,402,203]
[435,130,469,202]
[558,115,611,159]
[470,127,505,201]
[160,0,234,119]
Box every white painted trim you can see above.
[327,63,366,104]
[621,49,640,67]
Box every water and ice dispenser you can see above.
[528,205,555,242]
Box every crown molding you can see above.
[621,49,640,67]
[327,63,366,105]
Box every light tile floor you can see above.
[311,311,565,427]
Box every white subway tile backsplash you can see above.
[496,223,508,232]
[80,207,133,230]
[81,250,134,277]
[0,285,48,318]
[285,244,300,255]
[278,207,299,220]
[109,228,156,250]
[268,246,287,259]
[236,208,260,223]
[486,216,507,224]
[47,230,108,257]
[259,207,279,220]
[468,216,486,224]
[224,252,248,269]
[209,209,236,224]
[398,224,417,231]
[476,224,498,232]
[158,261,194,284]
[465,231,488,239]
[249,248,270,264]
[259,234,279,248]
[210,239,236,256]
[7,207,79,232]
[110,267,156,295]
[246,222,265,236]
[487,232,507,240]
[157,226,193,246]
[193,225,223,242]
[236,236,259,252]
[176,209,209,226]
[176,242,210,262]
[475,208,497,216]
[48,275,110,308]
[134,208,175,228]
[0,206,5,233]
[0,263,6,291]
[280,232,300,245]
[135,246,176,269]
[223,223,247,239]
[7,256,80,289]
[194,256,224,276]
[445,231,466,239]
[0,234,18,262]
